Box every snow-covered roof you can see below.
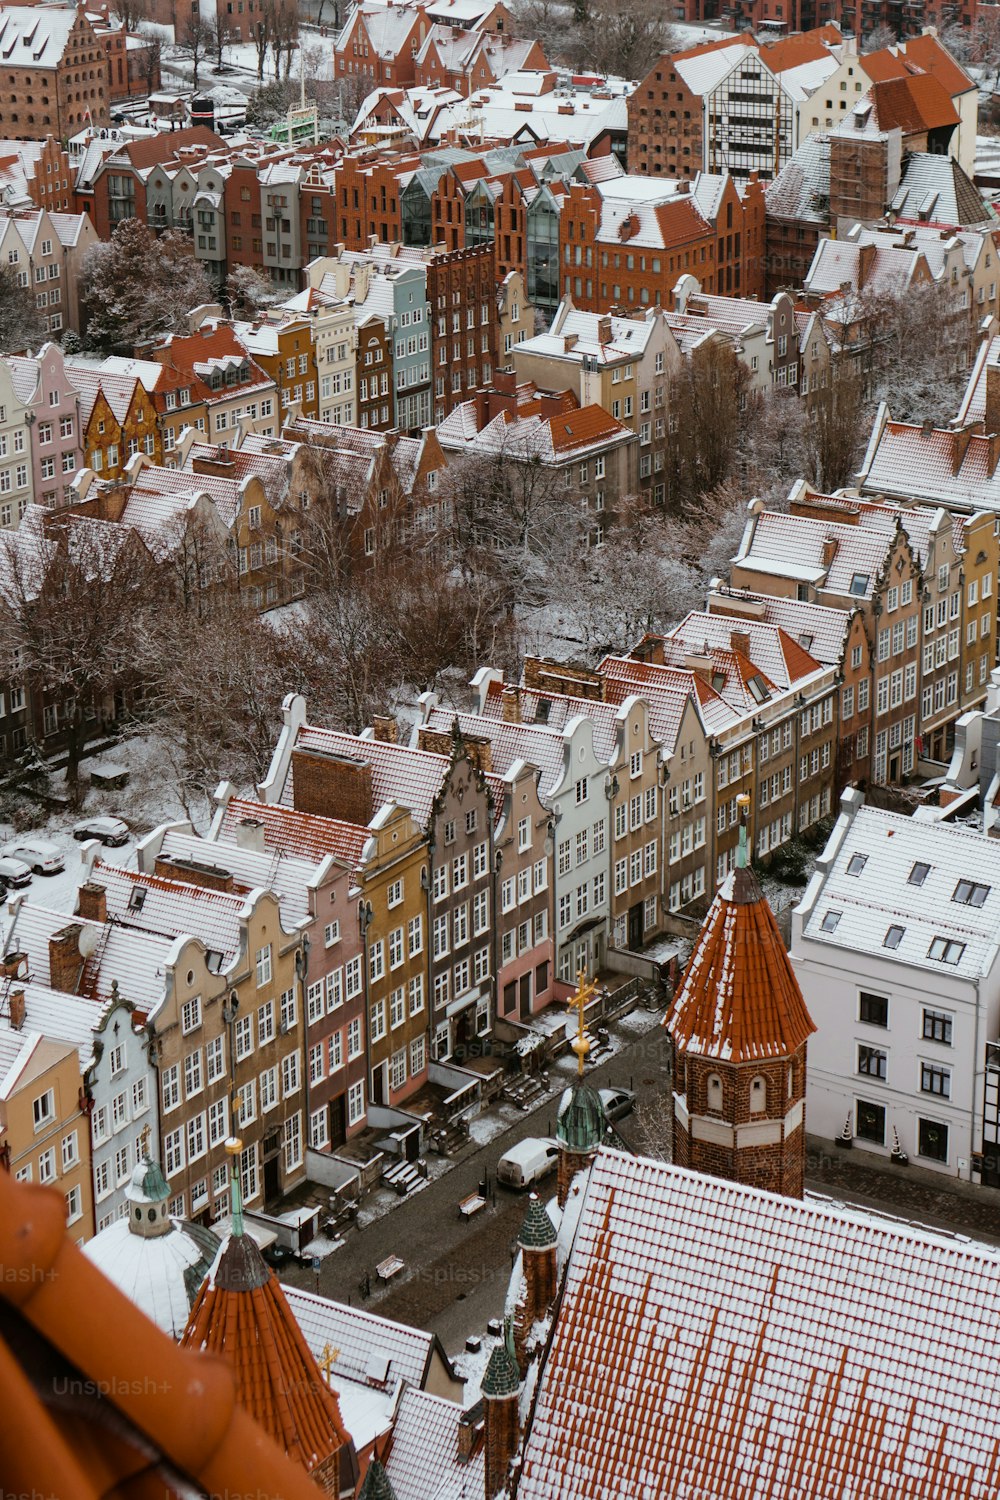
[421,706,570,799]
[284,1286,434,1390]
[84,1211,220,1339]
[385,1385,483,1500]
[154,829,315,928]
[94,860,247,969]
[517,1145,1000,1498]
[858,412,1000,513]
[800,800,1000,980]
[2,900,175,1015]
[0,6,81,68]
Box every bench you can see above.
[376,1254,405,1282]
[459,1192,487,1219]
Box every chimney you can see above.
[49,925,85,994]
[153,856,235,893]
[372,714,399,743]
[984,357,1000,440]
[821,536,838,568]
[462,734,493,775]
[481,1341,521,1500]
[77,882,107,924]
[684,652,713,686]
[729,629,751,659]
[0,950,27,981]
[501,686,521,723]
[292,746,373,825]
[596,315,612,345]
[8,988,25,1031]
[235,816,266,853]
[457,1409,481,1462]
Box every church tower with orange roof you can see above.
[665,795,816,1199]
[181,1139,355,1496]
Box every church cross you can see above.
[566,969,598,1078]
[138,1122,152,1160]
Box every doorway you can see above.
[628,901,643,951]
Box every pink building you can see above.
[9,343,83,510]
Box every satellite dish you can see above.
[78,927,99,959]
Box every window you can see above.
[206,1035,225,1083]
[917,1117,948,1162]
[348,1080,365,1126]
[923,1009,952,1045]
[953,879,990,908]
[859,992,888,1028]
[255,944,272,987]
[235,1014,253,1060]
[161,1064,181,1112]
[575,777,588,804]
[61,1130,78,1170]
[324,919,340,946]
[855,1098,885,1145]
[184,1050,203,1098]
[820,910,841,932]
[858,1045,887,1080]
[846,853,867,876]
[883,925,904,950]
[387,878,403,908]
[920,1062,950,1098]
[908,862,930,887]
[181,996,201,1034]
[281,1052,300,1097]
[257,1000,275,1046]
[32,1089,54,1130]
[928,936,965,965]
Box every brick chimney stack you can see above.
[372,715,400,743]
[77,882,107,924]
[501,686,521,723]
[49,925,85,994]
[8,989,25,1031]
[513,1194,558,1366]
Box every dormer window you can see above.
[849,573,869,596]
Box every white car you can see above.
[2,838,65,875]
[73,815,130,847]
[0,855,32,891]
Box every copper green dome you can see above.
[518,1193,557,1250]
[557,1080,605,1153]
[481,1339,520,1398]
[358,1458,398,1500]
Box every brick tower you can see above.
[665,797,815,1199]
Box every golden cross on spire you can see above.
[319,1342,340,1383]
[138,1122,152,1160]
[566,969,598,1079]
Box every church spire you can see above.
[665,797,816,1198]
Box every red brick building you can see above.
[666,803,816,1200]
[0,5,109,142]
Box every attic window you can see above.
[928,935,965,965]
[747,675,770,703]
[846,853,868,876]
[849,573,869,596]
[953,879,990,908]
[206,950,225,973]
[128,886,147,912]
[883,925,905,950]
[534,699,551,724]
[798,633,813,650]
[908,861,930,886]
[820,910,841,932]
[711,671,726,691]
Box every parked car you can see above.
[73,815,130,846]
[496,1137,559,1190]
[0,855,32,891]
[1,838,65,875]
[599,1087,637,1123]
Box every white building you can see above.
[792,788,1000,1182]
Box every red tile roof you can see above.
[0,1170,332,1500]
[183,1229,352,1483]
[860,31,975,100]
[219,796,369,869]
[870,74,959,136]
[114,126,223,169]
[666,856,815,1062]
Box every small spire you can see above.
[225,1136,244,1238]
[736,792,751,869]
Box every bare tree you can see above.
[206,13,238,72]
[139,32,162,98]
[0,263,45,354]
[511,0,582,67]
[862,22,898,50]
[0,517,157,793]
[579,0,676,78]
[972,8,1000,93]
[226,264,281,319]
[114,0,149,31]
[81,219,212,351]
[807,363,867,493]
[666,340,752,507]
[253,11,272,80]
[178,13,213,88]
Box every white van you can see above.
[496,1137,559,1190]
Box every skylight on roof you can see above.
[928,936,965,965]
[846,853,868,876]
[820,910,841,932]
[747,675,770,703]
[883,925,905,950]
[908,861,930,887]
[953,879,990,908]
[849,573,869,596]
[128,886,147,912]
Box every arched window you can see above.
[707,1074,723,1111]
[750,1076,767,1114]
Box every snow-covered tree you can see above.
[0,263,45,354]
[81,220,212,352]
[226,264,280,320]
